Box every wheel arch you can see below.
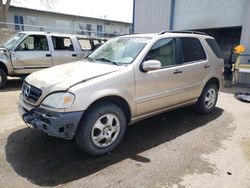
[0,61,8,74]
[205,77,220,90]
[85,95,132,124]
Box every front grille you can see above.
[22,82,42,103]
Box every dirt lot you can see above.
[0,78,250,188]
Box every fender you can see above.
[0,54,14,76]
[200,73,221,95]
[69,87,136,117]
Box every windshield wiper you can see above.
[85,56,94,62]
[94,58,118,65]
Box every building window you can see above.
[97,25,103,37]
[27,16,37,25]
[56,20,72,32]
[86,24,91,36]
[14,15,24,31]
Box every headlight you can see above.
[41,92,75,109]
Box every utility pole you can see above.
[104,15,106,37]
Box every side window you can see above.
[77,38,92,50]
[145,38,176,67]
[52,36,74,51]
[93,40,100,45]
[180,37,207,63]
[205,38,223,58]
[16,35,48,51]
[93,39,103,50]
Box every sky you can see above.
[10,0,133,23]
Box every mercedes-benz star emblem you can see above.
[24,85,31,98]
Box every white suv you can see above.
[18,31,224,155]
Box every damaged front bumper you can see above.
[18,97,83,140]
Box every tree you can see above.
[0,0,56,28]
[0,0,11,27]
[40,0,55,9]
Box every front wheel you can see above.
[75,102,127,156]
[194,83,218,114]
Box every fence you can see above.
[0,21,125,39]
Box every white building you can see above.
[133,0,250,84]
[6,5,132,37]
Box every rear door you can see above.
[12,34,51,74]
[178,37,210,102]
[51,36,78,66]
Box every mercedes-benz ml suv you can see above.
[18,31,224,155]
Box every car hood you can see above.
[25,61,124,93]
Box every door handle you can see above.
[46,54,51,57]
[72,54,77,57]
[173,69,183,74]
[203,65,210,69]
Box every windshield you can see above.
[88,36,151,65]
[4,33,26,49]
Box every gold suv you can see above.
[18,31,224,155]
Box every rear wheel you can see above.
[75,102,127,156]
[0,69,7,89]
[194,83,218,114]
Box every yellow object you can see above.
[234,45,245,54]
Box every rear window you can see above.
[205,38,223,58]
[180,37,207,63]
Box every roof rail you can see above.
[158,30,170,35]
[158,30,208,36]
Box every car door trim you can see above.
[135,87,182,104]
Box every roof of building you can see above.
[10,5,132,25]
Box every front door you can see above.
[51,36,78,66]
[135,37,183,116]
[12,34,52,74]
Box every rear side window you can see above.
[205,38,223,58]
[78,38,92,50]
[52,36,74,51]
[180,37,207,63]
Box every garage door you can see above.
[173,0,246,30]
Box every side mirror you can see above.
[141,60,161,72]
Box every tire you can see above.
[75,102,127,156]
[0,69,7,89]
[194,83,218,114]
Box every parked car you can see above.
[0,31,107,89]
[18,31,224,156]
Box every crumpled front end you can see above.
[18,95,83,139]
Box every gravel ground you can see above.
[0,78,250,188]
